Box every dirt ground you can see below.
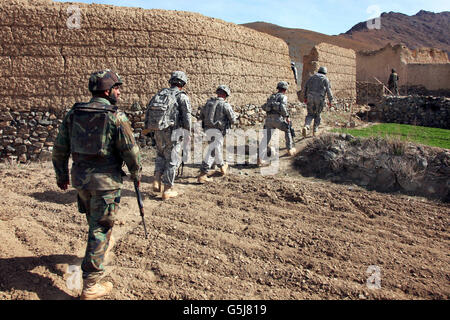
[0,109,448,300]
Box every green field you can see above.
[333,123,450,149]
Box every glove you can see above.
[57,180,69,191]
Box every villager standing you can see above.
[52,69,142,300]
[258,81,296,166]
[302,66,333,137]
[144,71,192,200]
[197,84,237,183]
[388,68,400,96]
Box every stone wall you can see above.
[0,0,297,162]
[367,96,450,129]
[301,43,356,103]
[356,81,384,105]
[356,43,450,92]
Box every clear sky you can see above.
[55,0,449,35]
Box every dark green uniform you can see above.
[52,96,141,281]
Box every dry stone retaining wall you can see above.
[301,43,356,103]
[0,0,297,162]
[366,96,450,129]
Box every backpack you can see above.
[145,88,180,131]
[69,102,117,156]
[262,93,281,113]
[202,98,222,128]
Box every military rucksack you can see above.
[69,102,117,157]
[262,93,281,113]
[145,88,180,131]
[202,98,222,128]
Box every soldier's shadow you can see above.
[30,190,78,205]
[0,254,81,300]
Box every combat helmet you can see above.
[88,69,123,93]
[318,66,327,74]
[169,71,188,87]
[277,81,289,90]
[216,84,231,97]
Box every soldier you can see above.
[144,71,192,200]
[197,84,237,183]
[258,81,296,166]
[52,69,141,300]
[388,68,399,96]
[291,62,298,85]
[302,66,333,137]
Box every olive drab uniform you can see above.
[198,91,237,176]
[388,69,399,96]
[52,96,141,284]
[260,82,294,161]
[302,67,333,136]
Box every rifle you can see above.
[287,117,296,138]
[133,180,148,239]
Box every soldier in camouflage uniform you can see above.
[52,69,141,300]
[258,81,296,166]
[302,66,333,137]
[388,68,399,96]
[197,85,237,183]
[145,71,192,200]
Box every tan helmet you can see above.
[169,71,188,86]
[277,81,289,90]
[216,84,231,97]
[88,69,123,93]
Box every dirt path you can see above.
[0,111,448,300]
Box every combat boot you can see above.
[197,172,213,184]
[80,279,113,300]
[219,163,229,176]
[302,126,308,138]
[152,172,162,192]
[287,148,297,156]
[162,184,178,200]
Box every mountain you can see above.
[341,10,450,56]
[241,22,376,63]
[242,11,450,59]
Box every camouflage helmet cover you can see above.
[277,81,289,90]
[318,66,328,74]
[216,84,231,96]
[169,71,188,86]
[88,69,123,93]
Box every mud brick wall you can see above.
[301,43,356,103]
[369,96,450,129]
[356,43,450,92]
[0,0,296,162]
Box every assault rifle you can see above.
[287,117,296,138]
[134,180,148,239]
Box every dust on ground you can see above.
[0,109,448,300]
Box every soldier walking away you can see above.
[388,68,399,96]
[302,66,333,138]
[258,81,296,166]
[197,85,237,183]
[291,62,298,85]
[52,69,142,300]
[144,71,192,200]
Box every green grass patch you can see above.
[333,123,450,149]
